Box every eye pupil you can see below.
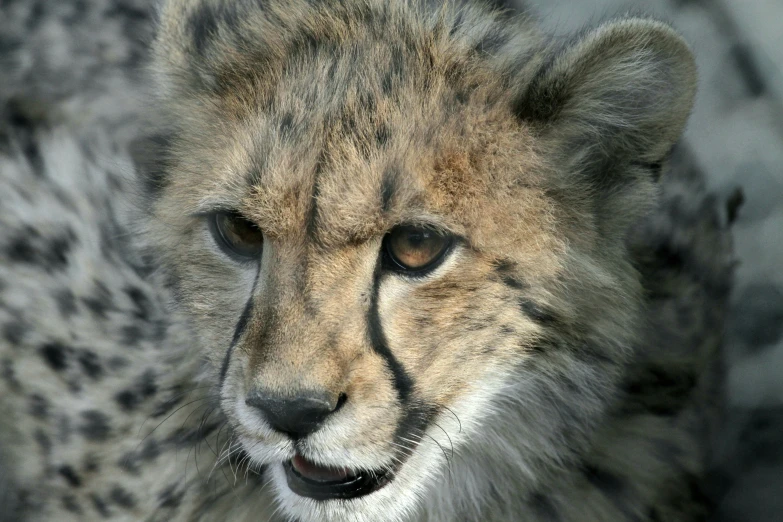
[211,212,264,262]
[384,225,453,273]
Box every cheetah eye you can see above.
[209,211,264,262]
[383,225,453,274]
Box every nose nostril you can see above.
[244,388,345,438]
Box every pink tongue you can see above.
[292,455,353,482]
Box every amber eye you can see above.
[384,225,453,273]
[209,211,264,262]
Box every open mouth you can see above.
[284,454,394,500]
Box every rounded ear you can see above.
[515,18,697,164]
[152,0,281,100]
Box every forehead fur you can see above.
[155,0,559,263]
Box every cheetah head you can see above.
[146,1,696,520]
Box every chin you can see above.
[236,433,446,522]
[266,458,432,522]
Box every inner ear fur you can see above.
[516,18,697,165]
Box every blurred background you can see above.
[1,0,781,520]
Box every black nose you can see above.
[245,388,343,438]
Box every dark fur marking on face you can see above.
[492,260,527,290]
[380,163,401,213]
[219,268,261,386]
[375,122,391,147]
[368,263,414,404]
[58,466,82,488]
[519,298,557,324]
[79,410,112,441]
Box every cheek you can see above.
[384,284,524,406]
[163,221,260,363]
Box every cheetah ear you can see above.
[152,0,281,101]
[515,18,697,166]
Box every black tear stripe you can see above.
[368,264,414,404]
[219,268,261,387]
[368,264,438,458]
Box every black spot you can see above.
[91,494,111,518]
[474,30,508,55]
[81,281,114,318]
[130,133,174,199]
[279,112,295,135]
[380,163,401,212]
[501,275,526,290]
[622,365,697,416]
[188,2,220,56]
[1,358,21,391]
[54,289,78,317]
[115,369,158,411]
[726,187,744,225]
[375,123,391,147]
[583,464,625,496]
[731,43,766,97]
[5,226,75,270]
[529,492,562,520]
[56,414,72,444]
[382,45,406,94]
[121,324,143,346]
[62,494,83,514]
[29,394,49,418]
[158,483,185,509]
[40,342,69,371]
[79,410,111,441]
[120,438,162,474]
[78,350,103,380]
[34,429,51,453]
[109,486,136,509]
[519,299,557,324]
[58,466,82,488]
[3,320,25,345]
[124,286,152,320]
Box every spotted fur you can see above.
[0,1,734,521]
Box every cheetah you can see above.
[0,1,735,521]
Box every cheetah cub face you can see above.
[147,1,696,520]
